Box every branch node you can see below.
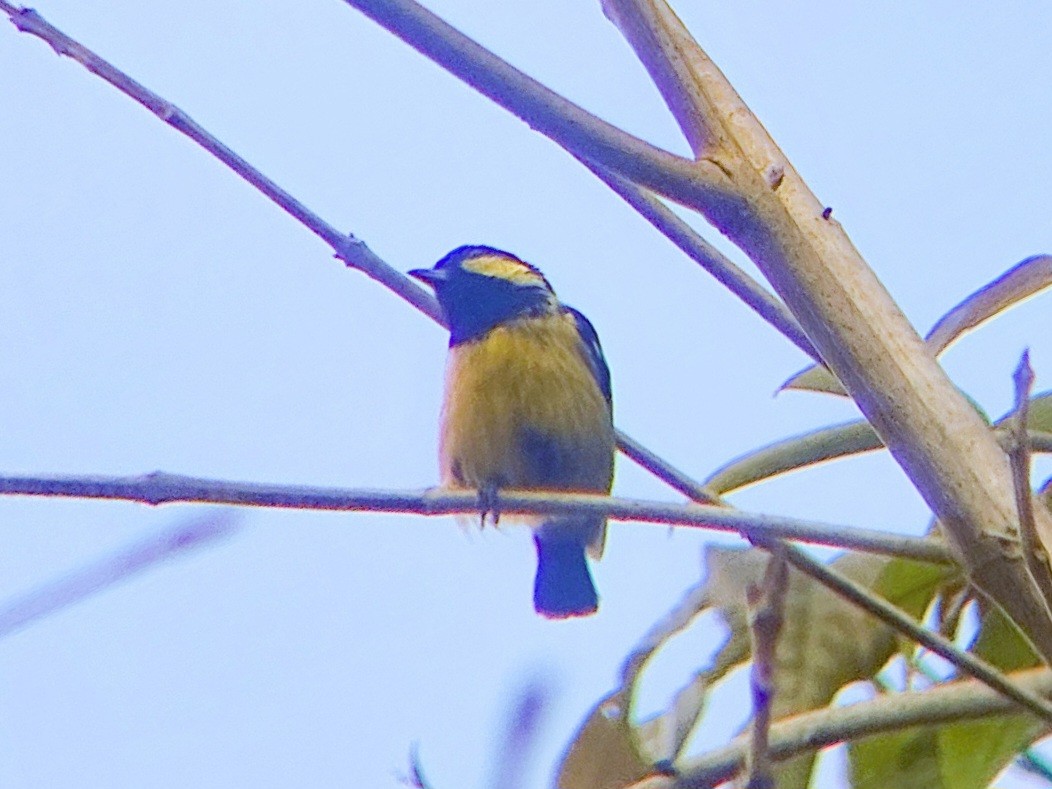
[763,163,785,190]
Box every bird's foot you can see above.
[479,482,501,527]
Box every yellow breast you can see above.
[439,312,614,495]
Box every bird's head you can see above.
[409,246,558,344]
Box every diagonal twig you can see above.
[0,511,240,638]
[762,537,1052,724]
[336,0,732,211]
[619,442,1052,728]
[0,3,440,325]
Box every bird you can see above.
[409,245,615,618]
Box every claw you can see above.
[479,481,501,527]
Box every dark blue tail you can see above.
[532,534,598,618]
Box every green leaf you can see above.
[995,389,1052,432]
[781,255,1052,398]
[852,727,941,789]
[778,363,847,396]
[704,419,882,494]
[849,572,1042,789]
[925,255,1052,356]
[938,717,1044,789]
[850,715,1042,789]
[1029,392,1052,433]
[875,556,959,621]
[771,552,900,713]
[557,693,652,789]
[971,604,1039,673]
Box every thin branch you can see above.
[675,667,1052,788]
[1010,351,1052,610]
[0,511,240,638]
[745,550,789,789]
[1,4,441,325]
[614,431,722,504]
[0,472,948,563]
[599,0,727,159]
[904,626,1052,783]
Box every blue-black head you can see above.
[409,246,558,344]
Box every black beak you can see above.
[408,267,447,287]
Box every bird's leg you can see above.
[478,480,501,527]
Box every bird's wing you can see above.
[564,306,612,406]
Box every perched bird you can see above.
[409,246,615,618]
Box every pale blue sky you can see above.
[1,3,1051,787]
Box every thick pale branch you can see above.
[602,0,1052,659]
[580,160,820,361]
[0,472,947,562]
[334,0,826,362]
[677,668,1052,788]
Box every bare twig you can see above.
[675,667,1052,788]
[614,431,722,504]
[1010,352,1052,610]
[1,4,441,324]
[0,472,947,562]
[401,743,436,789]
[0,511,240,638]
[486,678,552,789]
[745,550,789,789]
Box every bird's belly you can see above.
[438,320,614,495]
